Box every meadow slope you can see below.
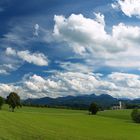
[0,106,139,140]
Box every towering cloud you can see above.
[53,13,140,68]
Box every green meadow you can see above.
[0,106,139,140]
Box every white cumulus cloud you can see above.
[53,13,140,68]
[1,72,140,99]
[21,72,140,99]
[112,0,140,18]
[6,47,48,66]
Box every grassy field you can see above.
[0,106,139,140]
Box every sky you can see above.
[1,0,140,99]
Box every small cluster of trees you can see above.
[0,92,21,112]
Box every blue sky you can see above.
[1,0,140,99]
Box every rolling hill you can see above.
[0,105,139,140]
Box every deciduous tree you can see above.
[89,102,99,115]
[6,92,21,112]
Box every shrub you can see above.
[131,109,140,123]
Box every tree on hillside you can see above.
[6,92,21,112]
[89,102,99,115]
[0,96,4,110]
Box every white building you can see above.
[111,101,123,110]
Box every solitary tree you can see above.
[89,102,99,115]
[6,92,21,112]
[0,96,4,110]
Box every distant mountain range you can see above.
[24,94,140,109]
